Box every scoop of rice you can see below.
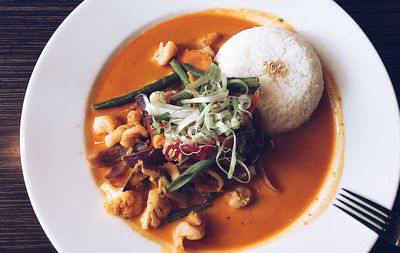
[215,26,324,134]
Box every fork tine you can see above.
[333,203,383,235]
[342,188,391,215]
[339,193,389,222]
[336,198,386,228]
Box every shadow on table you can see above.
[0,248,57,253]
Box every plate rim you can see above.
[20,0,400,252]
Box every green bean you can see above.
[154,112,170,122]
[182,63,203,78]
[93,73,179,110]
[182,63,260,89]
[176,93,194,106]
[229,77,259,85]
[167,155,216,192]
[170,59,190,86]
[228,86,259,94]
[245,81,260,89]
[227,79,249,94]
[248,88,259,94]
[170,90,192,103]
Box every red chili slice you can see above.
[145,116,154,146]
[165,142,181,161]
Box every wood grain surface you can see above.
[0,0,398,252]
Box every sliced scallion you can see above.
[167,155,216,192]
[170,59,190,86]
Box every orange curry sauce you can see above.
[86,12,336,252]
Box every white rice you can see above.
[215,26,324,134]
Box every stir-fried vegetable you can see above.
[170,59,191,86]
[93,57,264,189]
[139,62,258,182]
[91,33,282,253]
[93,73,179,110]
[167,155,216,192]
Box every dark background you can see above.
[0,0,398,252]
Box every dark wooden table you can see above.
[0,0,399,252]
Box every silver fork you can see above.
[334,188,400,247]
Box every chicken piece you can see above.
[226,185,252,209]
[127,108,143,125]
[105,124,129,148]
[199,45,215,57]
[178,49,212,72]
[198,32,219,47]
[100,182,144,218]
[165,162,180,181]
[154,41,178,66]
[140,189,172,230]
[152,134,165,148]
[93,115,119,135]
[173,211,205,253]
[120,125,148,148]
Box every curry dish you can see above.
[86,9,341,252]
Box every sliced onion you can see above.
[176,110,200,133]
[238,94,251,110]
[194,103,213,129]
[206,170,224,192]
[180,90,229,104]
[194,169,224,192]
[257,158,279,192]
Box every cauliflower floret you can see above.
[100,182,144,218]
[140,189,172,230]
[154,41,178,66]
[225,185,252,209]
[93,115,119,135]
[173,211,205,253]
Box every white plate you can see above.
[20,0,400,252]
